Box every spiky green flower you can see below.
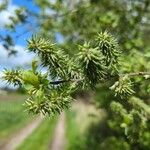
[96,31,120,66]
[110,76,135,98]
[77,42,106,87]
[3,69,22,86]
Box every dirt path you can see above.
[49,112,66,150]
[0,116,43,150]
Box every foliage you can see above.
[3,31,120,115]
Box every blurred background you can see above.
[0,0,150,150]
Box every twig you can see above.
[120,72,150,77]
[49,79,83,85]
[49,71,150,85]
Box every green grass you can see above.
[17,116,58,150]
[65,101,104,150]
[0,93,33,139]
[65,110,84,150]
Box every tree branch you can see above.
[49,79,83,85]
[49,72,150,85]
[120,72,150,77]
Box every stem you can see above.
[50,80,69,85]
[50,79,83,85]
[120,72,150,77]
[49,72,150,85]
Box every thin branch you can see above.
[120,72,150,77]
[50,80,69,85]
[49,78,83,85]
[49,71,150,85]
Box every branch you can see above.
[49,72,150,85]
[50,80,69,85]
[120,72,150,77]
[49,79,83,85]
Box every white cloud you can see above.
[0,71,3,78]
[0,0,18,27]
[0,44,36,88]
[0,44,34,68]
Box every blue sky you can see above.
[0,0,64,87]
[0,0,39,87]
[0,0,38,67]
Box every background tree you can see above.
[0,0,27,55]
[2,0,150,149]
